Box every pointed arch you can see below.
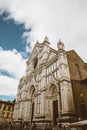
[28,85,35,99]
[49,83,58,96]
[75,63,81,80]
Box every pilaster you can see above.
[57,40,76,123]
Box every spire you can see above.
[44,36,49,42]
[36,40,39,44]
[57,39,65,50]
[43,36,50,44]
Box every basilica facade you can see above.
[13,37,87,125]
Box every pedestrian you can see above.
[31,122,37,130]
[63,126,66,130]
[0,124,2,130]
[46,123,52,130]
[43,123,48,130]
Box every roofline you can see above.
[66,50,87,63]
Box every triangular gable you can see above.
[47,48,57,61]
[27,42,43,64]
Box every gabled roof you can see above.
[26,42,43,64]
[26,39,58,64]
[66,50,86,63]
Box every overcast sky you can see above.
[0,0,87,100]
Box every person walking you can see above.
[46,123,52,130]
[31,122,37,130]
[43,123,48,130]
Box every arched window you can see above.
[75,64,81,80]
[6,112,10,118]
[50,84,57,95]
[34,58,38,69]
[8,106,11,111]
[31,87,35,98]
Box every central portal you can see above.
[53,100,58,125]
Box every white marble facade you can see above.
[13,37,76,125]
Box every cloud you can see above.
[0,0,87,62]
[0,75,18,95]
[0,47,26,78]
[0,0,87,98]
[2,0,87,61]
[0,47,26,95]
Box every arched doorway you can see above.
[30,85,35,123]
[49,84,59,125]
[53,100,58,125]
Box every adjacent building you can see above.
[13,37,87,125]
[0,100,15,123]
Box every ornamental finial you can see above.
[57,39,65,50]
[44,36,49,42]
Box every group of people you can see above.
[31,122,72,130]
[0,121,12,130]
[43,123,53,130]
[31,122,37,130]
[31,123,53,130]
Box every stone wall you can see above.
[67,50,87,80]
[67,50,87,120]
[72,79,87,120]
